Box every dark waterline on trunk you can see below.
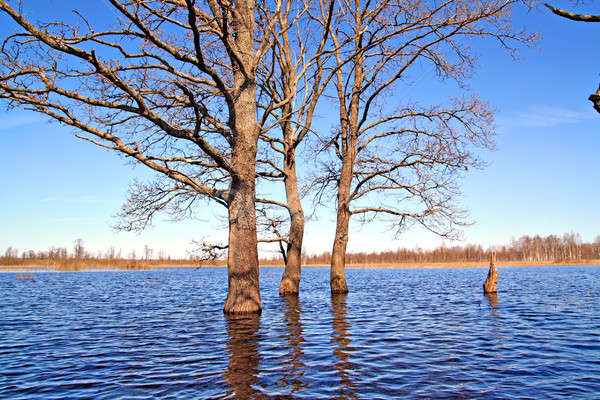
[1,266,599,398]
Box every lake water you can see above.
[1,266,599,399]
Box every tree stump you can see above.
[483,252,498,294]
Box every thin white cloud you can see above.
[0,113,42,130]
[40,195,102,204]
[502,106,594,128]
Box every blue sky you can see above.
[0,1,598,258]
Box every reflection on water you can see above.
[484,292,503,341]
[1,266,600,399]
[485,292,499,313]
[280,296,307,395]
[223,315,261,399]
[331,294,358,399]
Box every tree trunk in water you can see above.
[330,210,350,294]
[279,157,304,296]
[483,252,498,294]
[330,158,352,294]
[223,0,261,313]
[224,173,262,314]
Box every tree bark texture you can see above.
[279,154,305,296]
[483,252,498,294]
[329,8,364,294]
[223,0,261,314]
[330,158,353,294]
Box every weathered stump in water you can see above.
[483,252,498,294]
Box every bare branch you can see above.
[545,3,600,22]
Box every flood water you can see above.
[1,266,599,399]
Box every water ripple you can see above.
[1,266,599,398]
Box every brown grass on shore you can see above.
[2,259,599,272]
[0,259,219,272]
[261,259,600,269]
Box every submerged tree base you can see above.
[223,290,262,315]
[330,276,349,294]
[279,276,300,296]
[223,302,262,315]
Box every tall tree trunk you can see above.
[223,112,261,313]
[330,157,353,294]
[224,0,261,313]
[224,172,262,314]
[279,153,305,296]
[329,4,364,295]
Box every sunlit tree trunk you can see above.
[330,156,354,294]
[279,150,305,295]
[224,1,262,313]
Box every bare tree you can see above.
[73,238,85,260]
[312,0,536,293]
[255,0,336,295]
[545,2,600,113]
[0,0,283,314]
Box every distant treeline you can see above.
[3,232,600,267]
[0,239,215,268]
[265,232,600,265]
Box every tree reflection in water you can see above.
[484,292,504,343]
[484,292,499,315]
[223,314,262,399]
[280,295,308,394]
[331,294,358,399]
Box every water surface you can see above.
[1,266,599,398]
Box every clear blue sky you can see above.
[0,1,598,258]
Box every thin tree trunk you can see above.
[330,158,353,294]
[279,155,304,296]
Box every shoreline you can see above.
[1,259,599,272]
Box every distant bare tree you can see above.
[0,0,285,313]
[143,244,153,260]
[73,238,84,260]
[313,0,537,293]
[545,2,600,112]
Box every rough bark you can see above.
[328,5,364,294]
[279,155,305,296]
[483,252,499,294]
[330,158,353,294]
[223,0,261,314]
[544,3,600,22]
[224,173,262,314]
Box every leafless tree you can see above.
[255,0,336,295]
[0,0,284,314]
[545,2,600,113]
[73,238,85,260]
[312,0,537,293]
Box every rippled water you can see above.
[1,266,599,399]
